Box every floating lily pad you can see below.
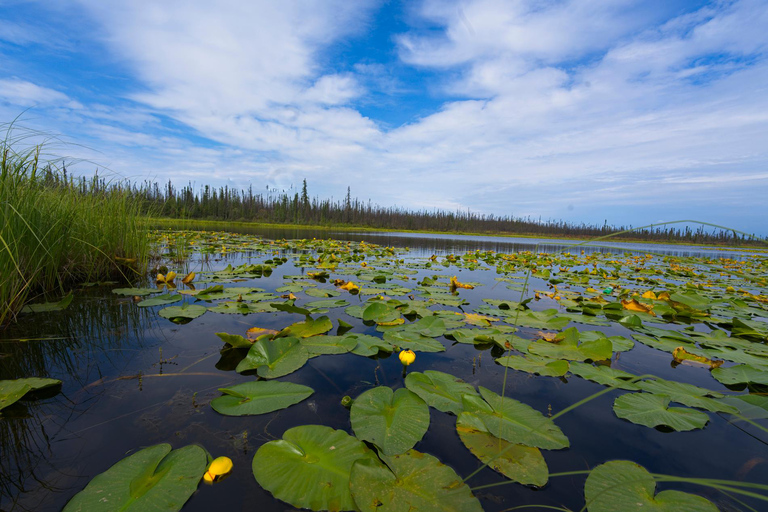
[613,393,709,431]
[0,377,62,411]
[383,330,445,352]
[253,425,377,512]
[21,292,74,313]
[279,316,334,338]
[300,335,358,356]
[235,336,309,378]
[211,381,313,416]
[158,303,207,322]
[349,450,483,512]
[635,379,737,413]
[215,332,253,348]
[351,386,430,455]
[457,412,548,487]
[63,443,206,511]
[584,460,718,511]
[460,387,569,450]
[112,287,159,296]
[711,364,768,386]
[404,370,479,415]
[496,355,570,377]
[137,293,182,307]
[349,334,394,356]
[528,327,612,362]
[569,362,640,390]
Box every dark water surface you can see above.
[1,228,766,511]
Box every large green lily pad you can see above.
[21,292,74,313]
[404,370,479,415]
[0,377,62,411]
[235,336,309,378]
[158,303,207,322]
[349,450,483,512]
[350,387,430,456]
[528,327,612,362]
[569,362,640,390]
[456,413,548,487]
[252,425,377,511]
[711,364,768,386]
[211,381,314,416]
[635,379,737,413]
[63,443,207,511]
[584,460,718,511]
[137,294,182,307]
[613,393,709,431]
[459,387,569,450]
[496,354,570,377]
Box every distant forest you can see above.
[51,169,760,245]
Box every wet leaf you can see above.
[568,362,639,390]
[136,294,182,307]
[21,292,74,313]
[235,336,309,378]
[613,393,709,431]
[635,379,737,414]
[349,450,483,512]
[253,425,377,512]
[457,413,548,487]
[584,460,718,512]
[158,303,207,322]
[63,444,206,511]
[711,364,768,386]
[0,377,61,411]
[496,355,570,377]
[351,387,430,455]
[405,370,480,415]
[211,381,313,416]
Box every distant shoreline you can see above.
[151,217,768,251]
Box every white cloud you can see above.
[0,78,71,107]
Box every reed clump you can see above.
[0,127,150,325]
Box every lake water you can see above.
[1,227,766,511]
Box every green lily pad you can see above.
[404,370,479,415]
[711,364,768,386]
[112,287,159,296]
[496,355,570,377]
[0,377,62,411]
[136,294,182,307]
[613,393,709,431]
[304,287,341,298]
[215,332,253,348]
[304,299,349,310]
[528,327,612,362]
[584,460,718,512]
[21,292,74,313]
[501,309,571,330]
[235,336,309,378]
[279,316,333,338]
[568,362,640,390]
[383,330,445,352]
[350,387,430,456]
[158,303,207,322]
[460,387,569,450]
[721,394,768,419]
[635,379,737,413]
[63,443,207,511]
[208,301,276,314]
[300,335,358,356]
[349,450,483,512]
[349,334,394,356]
[211,381,313,416]
[456,412,548,487]
[252,425,377,512]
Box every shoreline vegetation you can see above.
[0,132,150,325]
[131,179,762,247]
[151,217,768,250]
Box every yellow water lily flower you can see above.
[181,271,195,284]
[339,281,359,293]
[203,456,233,484]
[449,276,474,291]
[399,349,416,366]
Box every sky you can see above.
[1,0,766,234]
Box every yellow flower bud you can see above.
[203,456,233,484]
[399,349,416,366]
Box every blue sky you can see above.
[1,0,766,234]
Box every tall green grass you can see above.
[0,126,150,325]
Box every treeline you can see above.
[45,169,760,245]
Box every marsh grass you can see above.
[0,125,150,325]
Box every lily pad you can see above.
[158,303,207,322]
[528,327,612,362]
[350,386,430,456]
[235,336,309,378]
[635,379,737,413]
[21,292,74,313]
[215,332,253,348]
[496,355,570,377]
[584,460,718,512]
[300,335,358,356]
[349,334,394,356]
[456,412,548,487]
[279,316,333,338]
[112,287,159,296]
[711,364,768,386]
[0,377,62,411]
[383,330,445,352]
[63,443,206,511]
[568,362,640,390]
[349,450,483,512]
[459,387,569,450]
[613,393,709,431]
[404,370,480,415]
[211,381,313,416]
[252,425,377,512]
[136,294,182,307]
